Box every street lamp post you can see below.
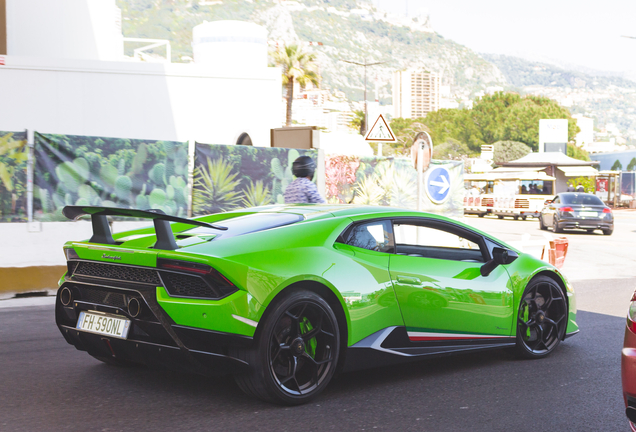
[341,59,386,136]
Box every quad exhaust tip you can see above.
[128,297,142,318]
[60,287,73,306]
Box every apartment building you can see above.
[393,69,441,119]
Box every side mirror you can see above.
[481,247,518,277]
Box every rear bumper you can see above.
[55,281,252,376]
[558,218,613,230]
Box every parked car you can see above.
[56,205,579,405]
[539,192,613,235]
[622,291,636,430]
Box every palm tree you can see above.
[349,110,365,135]
[271,44,319,127]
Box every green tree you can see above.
[627,157,636,171]
[270,44,319,127]
[612,159,623,171]
[566,143,591,161]
[388,117,431,156]
[567,176,595,193]
[493,140,532,165]
[434,138,472,160]
[421,92,580,153]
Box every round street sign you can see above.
[425,166,451,204]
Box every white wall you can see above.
[1,221,150,267]
[0,56,282,146]
[6,0,123,61]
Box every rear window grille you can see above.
[79,286,128,308]
[161,272,219,299]
[515,199,530,209]
[74,261,161,285]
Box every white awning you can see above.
[491,167,546,172]
[557,166,598,177]
[465,171,555,181]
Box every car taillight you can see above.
[603,208,611,214]
[157,258,237,296]
[628,292,636,333]
[560,207,573,213]
[64,248,79,260]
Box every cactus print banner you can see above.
[0,130,28,222]
[325,155,464,218]
[34,133,188,221]
[193,143,318,215]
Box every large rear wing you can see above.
[63,206,227,250]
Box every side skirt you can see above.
[342,326,516,373]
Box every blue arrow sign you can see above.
[425,166,451,204]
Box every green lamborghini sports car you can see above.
[56,204,578,405]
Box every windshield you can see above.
[560,193,604,206]
[187,213,303,240]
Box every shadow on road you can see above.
[0,308,627,432]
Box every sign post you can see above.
[411,131,433,211]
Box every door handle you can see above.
[397,275,421,285]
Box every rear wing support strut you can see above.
[63,206,227,251]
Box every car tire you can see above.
[478,213,485,218]
[603,228,613,236]
[586,229,595,234]
[539,216,547,230]
[497,215,504,219]
[233,290,340,405]
[553,219,563,233]
[515,276,567,359]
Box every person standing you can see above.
[284,156,326,204]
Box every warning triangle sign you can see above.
[364,114,397,142]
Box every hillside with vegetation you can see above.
[118,0,636,140]
[117,0,506,103]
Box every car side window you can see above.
[343,220,393,253]
[392,222,485,262]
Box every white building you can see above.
[392,69,441,119]
[572,114,594,147]
[0,1,282,147]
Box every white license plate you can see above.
[579,211,598,217]
[76,311,131,339]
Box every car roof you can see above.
[231,204,424,220]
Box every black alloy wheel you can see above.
[234,290,340,405]
[539,216,547,230]
[515,276,567,359]
[603,227,613,236]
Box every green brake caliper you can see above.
[523,301,530,340]
[299,317,317,358]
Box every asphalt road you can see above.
[1,212,635,432]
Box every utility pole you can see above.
[341,59,386,135]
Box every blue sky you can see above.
[373,0,636,74]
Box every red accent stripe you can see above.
[410,336,483,341]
